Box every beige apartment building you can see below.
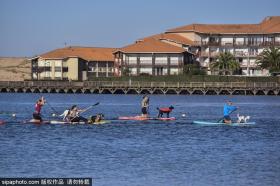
[164,16,280,76]
[31,47,115,80]
[30,16,280,80]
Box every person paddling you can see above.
[223,101,238,124]
[141,95,149,117]
[68,105,88,123]
[33,96,46,122]
[157,106,174,118]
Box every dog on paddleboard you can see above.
[60,110,70,121]
[237,114,250,123]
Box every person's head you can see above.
[169,106,174,110]
[71,105,77,111]
[227,101,233,105]
[37,99,44,105]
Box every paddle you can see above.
[217,108,237,123]
[37,95,59,117]
[80,102,100,114]
[45,101,60,117]
[70,102,100,122]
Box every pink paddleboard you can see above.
[118,116,176,121]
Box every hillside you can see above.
[0,57,31,81]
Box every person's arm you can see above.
[78,108,87,113]
[229,105,237,112]
[41,97,46,105]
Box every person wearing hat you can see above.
[141,95,149,117]
[223,101,238,124]
[157,106,174,118]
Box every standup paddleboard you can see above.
[118,116,176,121]
[26,119,109,125]
[192,120,256,126]
[26,119,50,124]
[50,120,109,125]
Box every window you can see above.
[128,56,137,65]
[155,57,167,65]
[44,61,50,66]
[62,67,68,72]
[55,67,61,72]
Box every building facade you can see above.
[114,38,194,76]
[30,16,280,79]
[31,47,115,80]
[165,16,280,76]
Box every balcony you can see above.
[235,51,258,57]
[240,61,258,68]
[37,67,51,72]
[200,51,220,57]
[221,41,233,46]
[235,41,247,46]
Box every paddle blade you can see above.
[93,102,100,106]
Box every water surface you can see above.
[0,94,280,186]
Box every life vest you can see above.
[35,103,42,114]
[159,108,172,112]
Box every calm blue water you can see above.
[0,93,280,186]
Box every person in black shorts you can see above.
[141,95,149,117]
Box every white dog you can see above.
[60,109,70,121]
[237,114,250,123]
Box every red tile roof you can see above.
[116,38,186,53]
[40,46,115,61]
[140,33,193,45]
[167,16,280,34]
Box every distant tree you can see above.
[256,47,280,73]
[211,52,240,75]
[183,63,206,75]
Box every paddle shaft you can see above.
[46,102,59,115]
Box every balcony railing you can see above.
[221,41,233,46]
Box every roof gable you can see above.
[40,47,116,61]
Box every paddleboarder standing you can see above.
[141,95,149,117]
[223,100,238,124]
[33,96,46,122]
